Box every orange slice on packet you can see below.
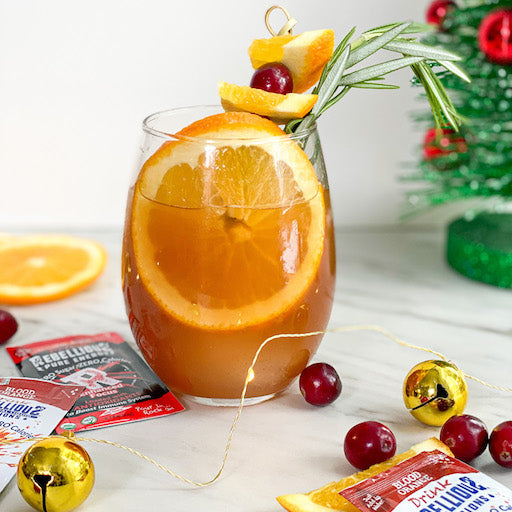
[218,81,317,121]
[249,29,335,93]
[130,111,326,329]
[0,235,107,304]
[276,438,453,512]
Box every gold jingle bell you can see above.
[403,360,468,426]
[17,436,95,512]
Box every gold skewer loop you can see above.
[265,5,297,36]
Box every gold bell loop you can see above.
[265,5,297,36]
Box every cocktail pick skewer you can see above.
[265,5,297,36]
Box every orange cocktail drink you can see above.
[122,107,335,405]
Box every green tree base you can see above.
[446,212,512,288]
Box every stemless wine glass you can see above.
[122,105,335,406]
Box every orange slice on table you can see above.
[0,233,15,247]
[0,235,107,304]
[277,438,453,512]
[218,81,317,121]
[131,111,325,330]
[249,29,335,93]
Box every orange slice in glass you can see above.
[276,438,453,512]
[249,29,335,93]
[218,81,317,120]
[0,235,107,304]
[131,112,325,329]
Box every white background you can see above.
[0,0,459,229]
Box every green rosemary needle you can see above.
[285,22,469,134]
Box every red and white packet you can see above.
[341,450,512,512]
[0,377,83,493]
[7,332,184,433]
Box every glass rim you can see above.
[142,105,317,143]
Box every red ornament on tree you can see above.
[479,9,512,65]
[423,127,468,162]
[426,0,455,29]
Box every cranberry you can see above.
[489,421,512,468]
[344,421,397,470]
[440,414,488,463]
[250,63,293,95]
[0,309,18,344]
[299,363,342,406]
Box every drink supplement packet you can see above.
[7,332,184,434]
[0,377,83,493]
[341,450,512,512]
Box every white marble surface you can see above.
[0,227,511,511]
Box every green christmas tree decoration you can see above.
[406,0,512,288]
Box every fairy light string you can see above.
[1,324,511,488]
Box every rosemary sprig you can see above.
[285,22,469,134]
